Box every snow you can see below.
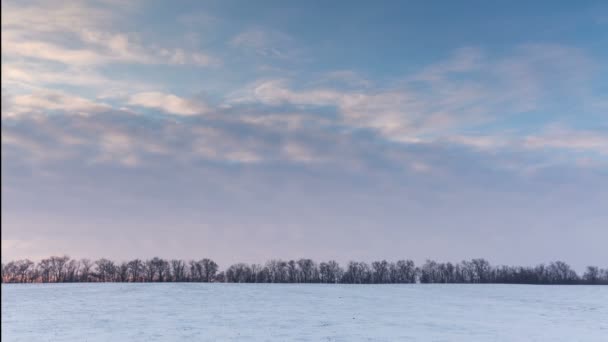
[2,283,607,341]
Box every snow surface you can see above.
[2,283,607,341]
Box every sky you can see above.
[2,0,607,270]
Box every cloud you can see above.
[444,135,511,150]
[1,0,115,33]
[524,128,608,155]
[1,62,157,98]
[281,142,324,163]
[413,47,484,82]
[1,2,605,177]
[1,1,219,67]
[2,29,218,67]
[1,1,606,269]
[230,28,294,59]
[5,90,111,117]
[230,44,600,148]
[2,111,167,167]
[318,70,372,89]
[444,128,608,157]
[158,49,221,67]
[0,104,401,169]
[3,36,107,65]
[2,130,73,162]
[128,92,208,116]
[231,79,446,143]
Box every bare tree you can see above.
[251,264,268,283]
[2,256,605,285]
[470,258,493,283]
[297,259,317,283]
[49,256,70,282]
[144,259,157,282]
[2,261,18,283]
[117,262,129,282]
[187,259,218,282]
[79,259,93,282]
[200,259,218,282]
[170,260,186,282]
[287,260,298,283]
[2,260,36,283]
[65,259,80,282]
[343,261,371,284]
[319,260,343,284]
[37,258,53,283]
[546,261,578,284]
[225,263,252,283]
[127,259,144,282]
[583,266,600,284]
[372,260,391,284]
[266,259,288,283]
[189,260,203,282]
[95,259,116,282]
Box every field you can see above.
[2,283,607,341]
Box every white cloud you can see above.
[93,132,140,167]
[5,91,110,117]
[128,92,208,116]
[2,34,105,65]
[1,0,114,33]
[2,29,218,67]
[442,128,608,159]
[1,62,156,97]
[445,135,511,150]
[524,129,608,155]
[230,44,599,147]
[1,1,219,67]
[231,79,421,142]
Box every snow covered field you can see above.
[2,283,607,341]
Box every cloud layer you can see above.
[2,0,607,268]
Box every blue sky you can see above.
[2,0,607,269]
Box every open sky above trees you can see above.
[2,0,607,269]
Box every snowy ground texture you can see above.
[2,283,607,341]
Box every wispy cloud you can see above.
[230,44,601,150]
[2,0,606,267]
[2,61,155,98]
[1,0,219,74]
[128,92,208,116]
[524,127,608,155]
[5,90,111,117]
[230,28,295,59]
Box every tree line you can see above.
[2,256,607,284]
